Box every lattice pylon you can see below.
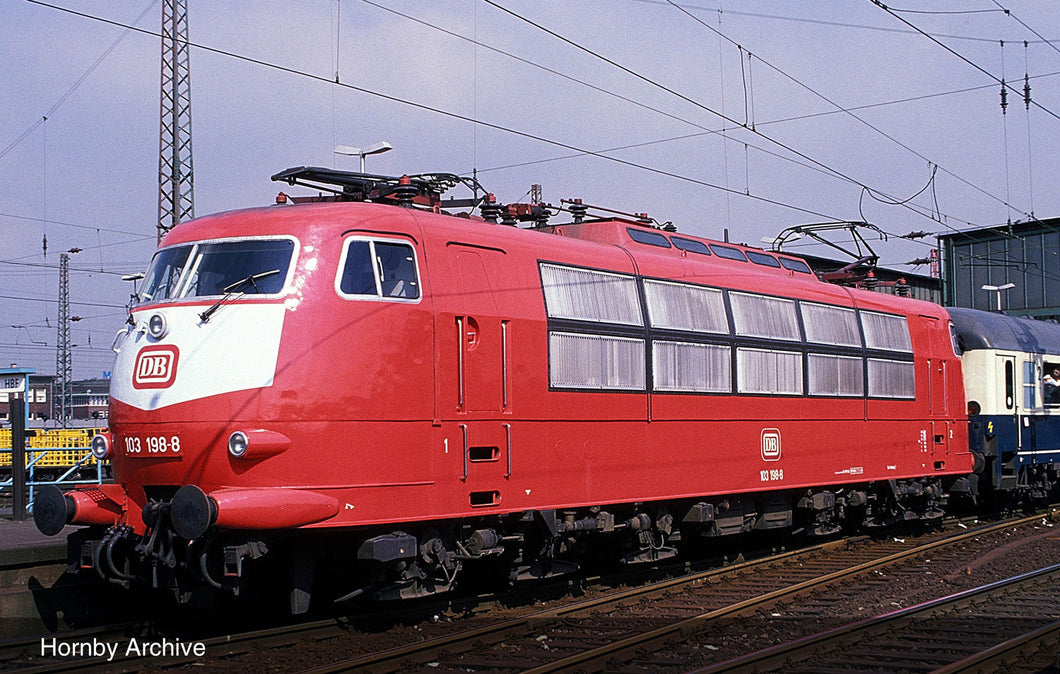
[56,253,72,427]
[158,0,194,242]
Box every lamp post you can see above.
[981,282,1015,312]
[334,141,393,173]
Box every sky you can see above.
[3,0,1060,379]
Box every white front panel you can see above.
[111,303,286,411]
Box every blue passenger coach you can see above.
[950,307,1060,503]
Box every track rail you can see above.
[301,514,1054,673]
[698,562,1060,673]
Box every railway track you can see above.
[300,512,1060,673]
[699,562,1060,673]
[2,512,1054,673]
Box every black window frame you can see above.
[626,227,672,248]
[746,251,782,268]
[671,236,712,255]
[779,257,813,274]
[709,244,748,261]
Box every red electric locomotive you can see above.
[34,168,974,612]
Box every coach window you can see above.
[802,303,861,347]
[540,263,642,326]
[808,354,864,397]
[737,348,802,395]
[337,238,420,300]
[1023,361,1038,409]
[654,341,731,393]
[860,311,912,352]
[549,332,645,390]
[644,280,728,334]
[730,292,800,341]
[867,359,915,399]
[1045,361,1060,407]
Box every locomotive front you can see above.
[31,209,342,604]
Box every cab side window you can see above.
[338,238,420,300]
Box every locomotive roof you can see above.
[159,168,944,322]
[949,307,1060,354]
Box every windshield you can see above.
[138,239,294,303]
[139,245,192,302]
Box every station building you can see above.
[0,375,109,426]
[939,217,1060,319]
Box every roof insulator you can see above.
[395,175,417,207]
[569,198,588,224]
[481,193,501,223]
[501,205,517,227]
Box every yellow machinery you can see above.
[0,428,109,480]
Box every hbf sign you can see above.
[133,345,180,389]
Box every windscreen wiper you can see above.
[199,269,281,323]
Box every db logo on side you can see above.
[133,345,180,389]
[761,428,781,462]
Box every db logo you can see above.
[133,345,180,389]
[761,428,781,462]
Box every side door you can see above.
[453,246,508,414]
[1018,357,1041,454]
[997,354,1018,445]
[444,243,512,505]
[920,315,950,457]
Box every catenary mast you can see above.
[157,0,194,242]
[55,252,71,427]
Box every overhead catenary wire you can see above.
[1023,40,1036,217]
[20,0,842,222]
[485,0,1040,239]
[22,0,1050,239]
[993,0,1060,59]
[14,0,1060,287]
[665,0,1032,226]
[658,0,1060,268]
[362,0,1021,233]
[633,0,1060,45]
[476,0,1060,272]
[870,0,1060,125]
[361,1,1060,275]
[0,0,157,162]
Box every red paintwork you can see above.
[79,201,971,535]
[211,488,338,529]
[68,484,126,527]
